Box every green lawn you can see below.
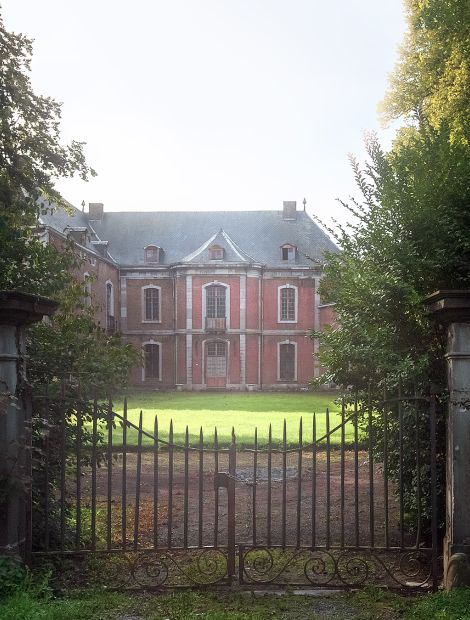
[108,391,354,448]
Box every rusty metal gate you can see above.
[30,389,441,590]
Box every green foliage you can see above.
[0,557,28,599]
[381,0,470,146]
[407,587,470,619]
[0,12,95,294]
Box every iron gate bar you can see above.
[199,427,204,548]
[383,391,390,548]
[168,420,174,548]
[281,419,287,548]
[340,402,345,547]
[354,400,359,547]
[253,427,258,546]
[430,394,438,590]
[44,384,50,551]
[121,399,127,551]
[134,411,143,550]
[267,424,272,547]
[326,408,331,549]
[368,390,375,548]
[296,418,302,549]
[415,405,421,549]
[183,426,189,548]
[312,413,316,548]
[153,415,159,549]
[214,427,219,547]
[107,399,113,550]
[59,381,66,552]
[91,400,98,551]
[398,386,405,548]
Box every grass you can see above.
[2,586,470,619]
[108,390,353,448]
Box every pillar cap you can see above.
[424,290,470,324]
[0,291,58,326]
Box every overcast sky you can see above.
[2,1,406,228]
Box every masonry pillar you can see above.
[0,292,58,560]
[425,290,470,588]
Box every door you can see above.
[206,341,227,387]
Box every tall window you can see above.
[206,285,226,318]
[106,282,114,317]
[279,286,296,322]
[279,343,295,381]
[144,287,160,321]
[144,343,160,379]
[83,273,92,307]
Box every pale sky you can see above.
[2,1,406,229]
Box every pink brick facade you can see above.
[41,201,337,390]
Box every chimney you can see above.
[88,202,104,220]
[282,201,297,220]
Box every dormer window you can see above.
[209,245,224,260]
[144,245,161,263]
[281,244,296,262]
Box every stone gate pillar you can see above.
[425,290,470,588]
[0,292,57,560]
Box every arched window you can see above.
[278,285,297,322]
[143,341,161,381]
[278,341,297,381]
[144,245,161,263]
[142,285,161,322]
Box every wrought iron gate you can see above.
[30,389,441,590]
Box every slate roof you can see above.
[40,206,338,268]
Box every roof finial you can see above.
[303,197,307,211]
[81,200,85,213]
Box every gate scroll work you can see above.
[30,391,441,590]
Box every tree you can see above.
[0,12,95,295]
[314,0,470,535]
[380,0,470,146]
[0,13,137,550]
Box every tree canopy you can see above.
[380,0,470,146]
[315,0,470,391]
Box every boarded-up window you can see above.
[145,288,160,321]
[280,287,296,321]
[279,343,295,380]
[144,343,160,379]
[145,246,160,263]
[206,286,226,318]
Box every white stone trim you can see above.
[186,276,192,330]
[202,281,231,330]
[277,339,298,382]
[240,274,246,330]
[186,334,193,385]
[142,339,162,382]
[277,284,298,323]
[240,334,246,386]
[120,277,127,321]
[141,284,162,323]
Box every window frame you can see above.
[209,245,224,260]
[142,285,162,323]
[281,244,296,262]
[142,340,162,382]
[144,244,161,264]
[106,280,114,317]
[277,340,297,382]
[278,284,298,323]
[202,281,230,328]
[83,272,92,307]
